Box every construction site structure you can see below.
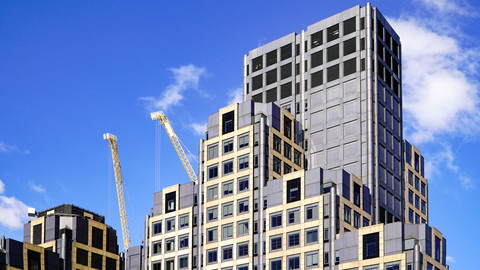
[104,133,131,251]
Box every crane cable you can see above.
[120,169,143,244]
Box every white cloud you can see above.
[227,87,243,105]
[460,176,474,190]
[446,256,456,263]
[190,123,207,136]
[29,181,46,193]
[0,141,18,153]
[0,180,4,194]
[417,0,477,16]
[389,17,480,143]
[139,64,207,111]
[0,180,31,230]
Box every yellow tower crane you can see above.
[103,133,130,250]
[151,111,198,183]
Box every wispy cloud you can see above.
[139,64,207,112]
[190,123,207,136]
[417,0,478,16]
[0,141,18,153]
[0,179,31,230]
[227,87,243,105]
[389,17,480,143]
[29,181,46,193]
[446,256,456,263]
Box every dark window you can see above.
[344,58,356,76]
[252,74,263,90]
[354,211,361,228]
[238,243,249,257]
[288,256,300,269]
[76,248,89,266]
[106,257,117,270]
[327,44,339,62]
[33,224,42,245]
[267,50,277,66]
[311,70,323,88]
[363,232,379,259]
[287,178,301,203]
[266,69,277,85]
[361,37,366,50]
[361,58,366,71]
[223,160,233,175]
[281,82,292,99]
[288,233,300,247]
[344,37,356,56]
[208,165,218,179]
[284,142,292,160]
[327,64,339,82]
[294,149,302,167]
[271,259,282,270]
[360,17,365,29]
[284,163,292,174]
[91,253,103,270]
[311,31,323,48]
[281,44,292,60]
[296,44,300,56]
[273,135,281,153]
[207,249,217,263]
[165,191,176,213]
[252,93,263,103]
[222,111,234,135]
[284,116,292,139]
[311,50,323,68]
[280,63,292,79]
[271,236,282,251]
[252,56,263,72]
[414,153,420,172]
[246,64,249,76]
[273,156,281,175]
[266,88,277,103]
[327,24,339,42]
[344,17,356,35]
[435,237,441,262]
[92,227,103,250]
[271,213,282,228]
[27,250,41,270]
[223,246,233,260]
[354,183,361,207]
[223,139,233,154]
[344,205,351,224]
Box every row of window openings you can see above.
[249,16,359,74]
[408,209,427,224]
[206,176,254,202]
[273,135,302,165]
[408,190,427,214]
[207,133,249,160]
[251,58,365,101]
[207,155,249,179]
[75,248,117,269]
[343,205,370,229]
[408,170,426,196]
[152,257,189,270]
[270,252,321,270]
[152,214,190,235]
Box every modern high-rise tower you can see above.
[243,3,403,224]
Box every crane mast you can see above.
[103,133,130,250]
[151,111,198,183]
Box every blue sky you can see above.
[1,0,479,268]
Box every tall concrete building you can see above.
[243,3,403,224]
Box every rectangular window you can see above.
[165,238,175,252]
[222,224,233,239]
[288,232,300,247]
[287,178,301,203]
[207,143,218,160]
[273,156,281,175]
[238,242,249,257]
[344,58,356,76]
[288,208,300,224]
[421,200,426,214]
[306,252,319,267]
[266,87,277,103]
[252,56,263,72]
[305,204,318,221]
[207,207,218,221]
[280,82,292,99]
[266,69,277,85]
[415,176,420,190]
[179,215,189,228]
[415,195,420,209]
[223,181,233,196]
[237,220,249,236]
[179,256,188,268]
[271,259,282,270]
[409,189,414,204]
[165,260,174,270]
[311,30,323,48]
[273,135,282,153]
[344,205,351,224]
[208,165,218,180]
[165,191,176,213]
[343,37,356,56]
[281,63,292,79]
[306,229,318,244]
[222,203,233,217]
[311,50,323,68]
[238,176,249,191]
[238,199,249,214]
[207,185,218,201]
[288,256,300,270]
[207,249,217,263]
[414,153,420,172]
[421,182,426,196]
[223,246,233,261]
[238,133,249,149]
[408,170,413,185]
[284,142,292,160]
[270,213,282,228]
[354,211,361,228]
[152,241,162,255]
[327,44,339,62]
[284,163,292,174]
[294,149,302,167]
[435,236,441,262]
[238,155,249,170]
[363,232,379,259]
[223,160,234,175]
[284,116,292,139]
[267,50,277,66]
[311,70,323,88]
[166,218,175,231]
[270,236,282,251]
[222,111,235,135]
[344,17,356,35]
[223,139,233,154]
[363,217,370,227]
[179,235,189,249]
[327,24,339,42]
[409,208,414,223]
[281,43,292,60]
[207,227,217,242]
[153,221,162,235]
[327,64,339,82]
[354,183,361,207]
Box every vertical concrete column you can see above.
[414,243,421,270]
[197,139,204,269]
[258,116,266,268]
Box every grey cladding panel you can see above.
[152,191,163,216]
[208,113,219,138]
[45,215,59,242]
[264,179,283,207]
[305,168,323,198]
[24,223,30,242]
